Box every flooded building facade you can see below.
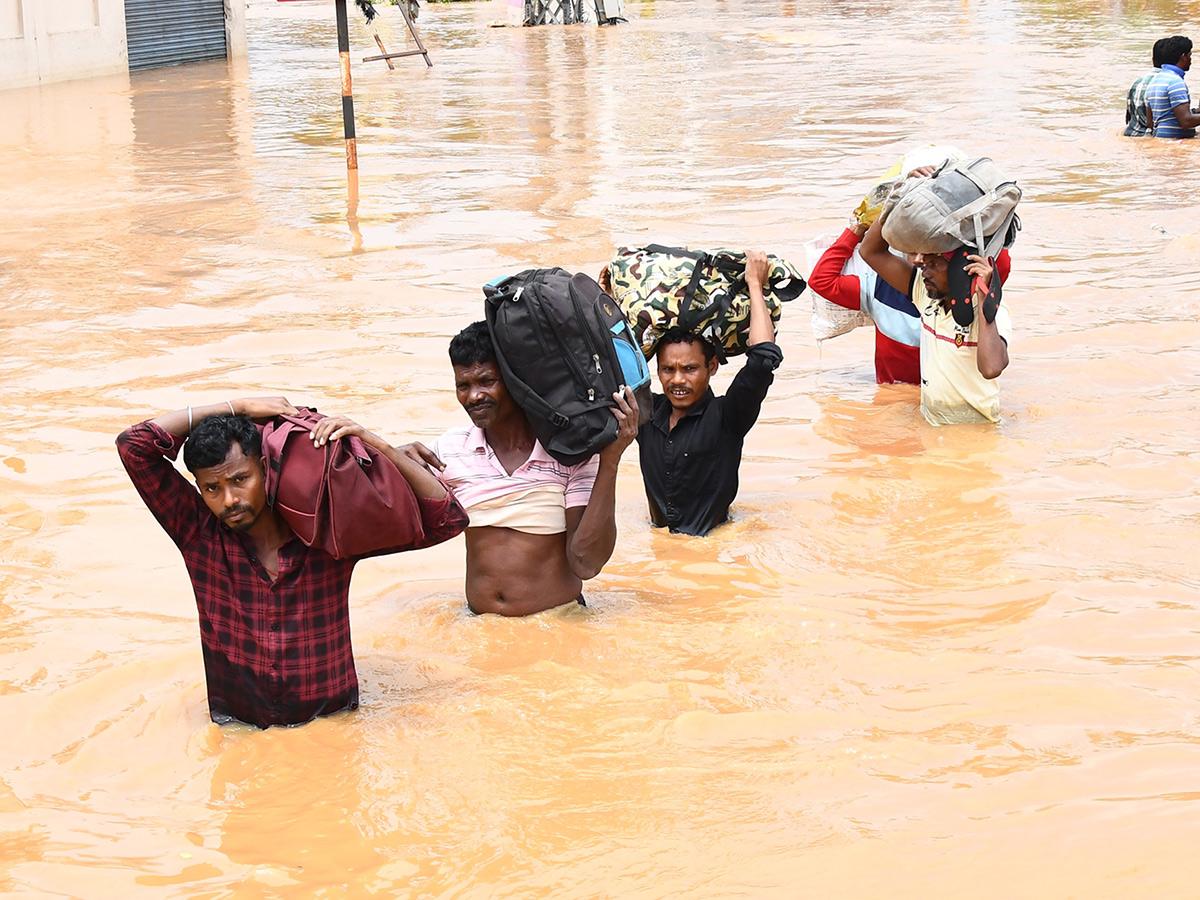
[0,0,247,89]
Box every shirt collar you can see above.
[651,388,715,431]
[1163,64,1187,79]
[470,426,550,462]
[466,426,489,453]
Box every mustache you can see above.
[221,504,253,520]
[467,401,495,413]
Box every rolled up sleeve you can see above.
[116,421,207,548]
[413,491,469,549]
[722,343,783,437]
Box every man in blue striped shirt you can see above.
[1148,36,1200,138]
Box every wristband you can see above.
[226,400,236,416]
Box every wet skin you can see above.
[910,251,951,301]
[464,525,585,616]
[193,442,291,580]
[451,361,627,616]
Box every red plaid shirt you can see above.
[117,421,467,729]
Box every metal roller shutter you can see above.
[125,0,228,70]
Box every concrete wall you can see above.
[225,0,247,60]
[0,0,247,91]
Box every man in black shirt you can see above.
[636,251,783,536]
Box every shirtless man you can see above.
[415,321,638,616]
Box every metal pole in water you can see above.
[335,0,358,170]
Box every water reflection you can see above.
[1,0,1199,894]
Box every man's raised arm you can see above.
[116,397,297,547]
[308,415,467,550]
[744,250,776,347]
[310,416,448,500]
[808,226,868,310]
[564,387,639,581]
[861,215,916,297]
[966,256,1010,380]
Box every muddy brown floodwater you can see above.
[2,0,1200,895]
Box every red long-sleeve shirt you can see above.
[810,228,921,385]
[117,421,467,728]
[809,228,1012,386]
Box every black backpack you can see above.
[484,268,649,467]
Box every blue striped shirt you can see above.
[1148,66,1195,139]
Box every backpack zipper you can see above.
[592,303,629,391]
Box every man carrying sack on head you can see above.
[634,251,783,535]
[860,162,1015,426]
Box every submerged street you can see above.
[2,0,1200,894]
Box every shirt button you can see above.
[270,623,280,633]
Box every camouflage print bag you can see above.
[603,245,806,359]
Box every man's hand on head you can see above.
[235,397,298,421]
[310,416,365,448]
[906,165,938,179]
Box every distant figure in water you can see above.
[1147,35,1200,138]
[116,397,466,728]
[635,251,782,536]
[861,192,1012,426]
[1124,38,1167,137]
[426,322,637,616]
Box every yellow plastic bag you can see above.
[852,146,965,229]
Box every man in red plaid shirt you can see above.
[116,396,467,729]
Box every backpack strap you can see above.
[713,251,806,300]
[644,243,704,260]
[677,252,714,330]
[485,328,573,430]
[951,158,993,195]
[505,368,572,429]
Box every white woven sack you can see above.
[801,234,872,342]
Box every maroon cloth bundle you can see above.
[261,408,426,559]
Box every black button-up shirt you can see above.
[636,342,783,536]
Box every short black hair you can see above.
[1160,35,1192,66]
[183,414,262,473]
[655,326,717,364]
[449,321,497,368]
[1152,37,1168,67]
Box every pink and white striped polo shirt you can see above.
[433,426,598,533]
